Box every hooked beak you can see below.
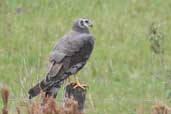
[83,20,93,28]
[89,21,93,28]
[86,21,93,28]
[89,23,93,28]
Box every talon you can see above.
[73,83,88,90]
[73,74,88,90]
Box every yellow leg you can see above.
[67,77,71,82]
[64,76,71,87]
[73,74,88,89]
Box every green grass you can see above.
[1,0,171,113]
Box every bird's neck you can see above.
[72,26,89,33]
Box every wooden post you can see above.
[63,83,87,113]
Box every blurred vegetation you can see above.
[0,0,171,113]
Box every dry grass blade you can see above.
[64,98,80,114]
[0,86,82,114]
[16,107,21,114]
[151,103,171,114]
[2,107,8,114]
[1,86,9,114]
[26,96,81,114]
[1,86,9,107]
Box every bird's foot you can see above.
[73,82,88,90]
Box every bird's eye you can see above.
[85,20,89,23]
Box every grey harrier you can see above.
[28,18,94,99]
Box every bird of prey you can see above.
[28,18,94,99]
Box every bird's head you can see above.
[72,18,93,32]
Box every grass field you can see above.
[0,0,171,113]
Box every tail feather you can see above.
[28,83,41,99]
[28,79,50,99]
[28,62,57,99]
[28,79,61,99]
[45,87,59,98]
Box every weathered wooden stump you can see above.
[63,83,87,113]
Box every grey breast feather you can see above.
[49,32,94,63]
